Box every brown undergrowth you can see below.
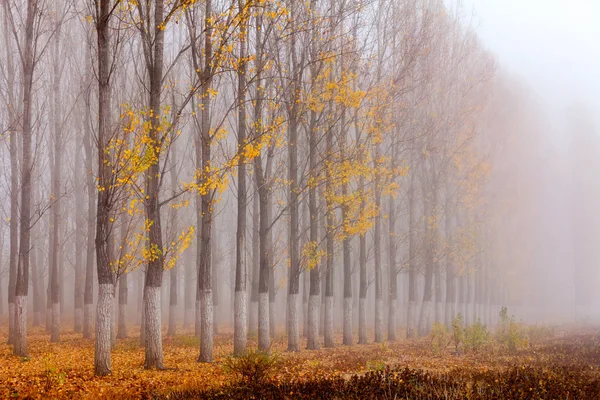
[0,324,599,399]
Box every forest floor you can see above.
[1,324,600,399]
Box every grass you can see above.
[0,323,598,399]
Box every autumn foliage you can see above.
[2,324,600,399]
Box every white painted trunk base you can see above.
[74,308,83,333]
[84,303,93,338]
[388,298,397,341]
[233,290,247,355]
[199,290,213,362]
[144,286,163,369]
[375,298,383,342]
[343,297,352,345]
[51,303,60,342]
[418,300,431,336]
[95,284,113,375]
[286,293,299,351]
[258,292,270,351]
[14,296,27,356]
[407,300,417,338]
[307,294,320,350]
[358,298,367,344]
[324,296,334,347]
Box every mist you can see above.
[0,0,599,397]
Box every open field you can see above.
[1,325,600,399]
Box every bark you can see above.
[444,203,456,330]
[341,138,352,346]
[31,222,41,327]
[249,188,259,336]
[3,0,19,346]
[137,269,143,326]
[142,0,167,370]
[374,143,383,343]
[212,223,219,336]
[83,32,95,340]
[418,180,437,337]
[358,215,367,344]
[183,252,194,328]
[50,15,63,343]
[434,259,442,324]
[306,86,320,350]
[388,180,397,341]
[286,2,301,352]
[406,170,417,338]
[74,121,85,333]
[117,273,127,339]
[167,149,178,337]
[14,0,37,357]
[94,0,116,375]
[255,159,271,351]
[144,286,163,369]
[196,0,214,363]
[324,113,334,348]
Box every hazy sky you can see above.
[464,0,600,131]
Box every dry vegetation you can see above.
[2,324,600,399]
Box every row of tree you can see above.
[0,0,552,376]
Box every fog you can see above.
[1,0,599,372]
[462,0,600,322]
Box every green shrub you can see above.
[496,306,528,351]
[463,319,490,352]
[430,322,449,355]
[223,350,280,386]
[451,314,465,353]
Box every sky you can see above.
[463,0,600,135]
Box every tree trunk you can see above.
[197,0,214,363]
[14,0,37,358]
[3,0,19,346]
[418,186,436,337]
[286,22,301,350]
[444,202,456,330]
[256,157,271,351]
[406,169,417,338]
[31,235,41,327]
[249,186,259,336]
[306,90,320,350]
[50,16,63,342]
[94,0,116,375]
[341,118,352,347]
[83,32,95,340]
[167,148,178,337]
[212,221,219,336]
[373,144,383,343]
[183,251,194,328]
[74,119,85,333]
[388,176,397,342]
[117,273,128,339]
[358,194,367,344]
